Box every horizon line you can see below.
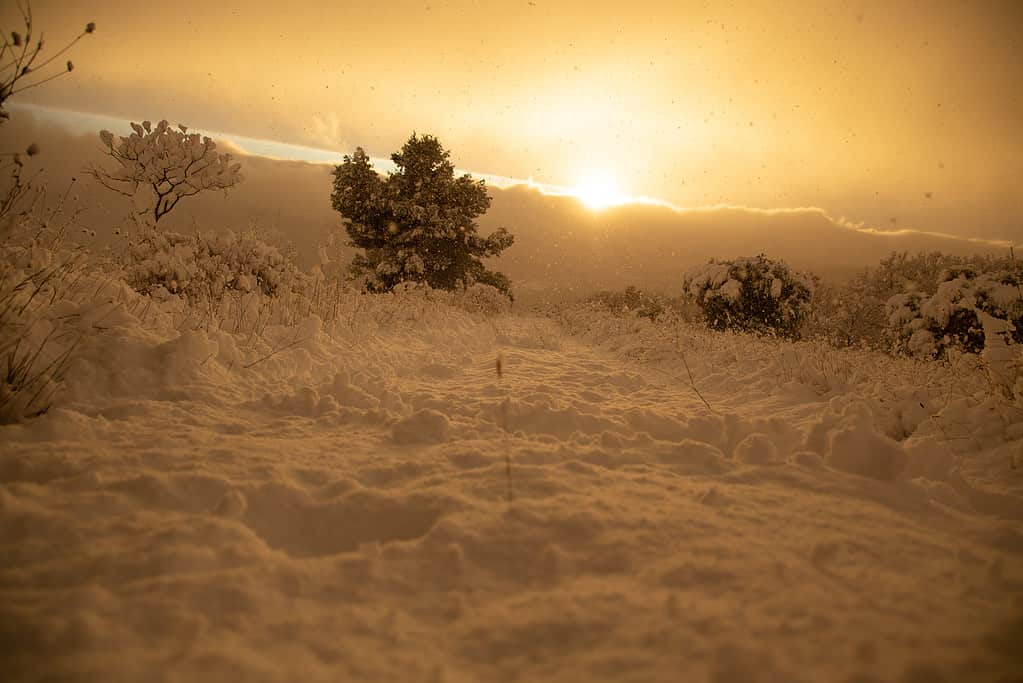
[9,103,1018,251]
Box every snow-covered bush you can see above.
[90,120,242,226]
[683,255,814,338]
[803,251,1022,352]
[120,227,301,303]
[886,267,1023,358]
[859,253,983,352]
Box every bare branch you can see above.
[28,29,87,72]
[9,66,70,96]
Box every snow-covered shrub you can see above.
[120,227,301,303]
[885,266,1023,398]
[812,252,976,351]
[683,255,814,338]
[803,251,1022,352]
[886,267,1023,358]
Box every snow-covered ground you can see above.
[2,293,1022,682]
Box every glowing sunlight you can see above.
[572,170,627,210]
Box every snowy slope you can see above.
[2,298,1022,682]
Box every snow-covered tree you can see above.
[330,134,514,296]
[683,255,814,338]
[90,120,243,226]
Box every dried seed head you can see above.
[25,142,40,157]
[66,60,75,72]
[11,31,22,47]
[85,22,96,34]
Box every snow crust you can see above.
[2,294,1022,682]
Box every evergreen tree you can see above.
[330,134,514,295]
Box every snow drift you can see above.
[2,283,1022,682]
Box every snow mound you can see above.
[392,408,451,444]
[734,432,782,465]
[826,420,907,481]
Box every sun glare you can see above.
[573,170,626,210]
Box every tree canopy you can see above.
[330,134,514,296]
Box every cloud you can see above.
[308,111,347,150]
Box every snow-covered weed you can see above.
[801,277,890,350]
[0,202,132,421]
[438,283,513,316]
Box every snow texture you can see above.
[2,296,1022,682]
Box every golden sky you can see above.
[6,0,1023,241]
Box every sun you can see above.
[573,170,626,210]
